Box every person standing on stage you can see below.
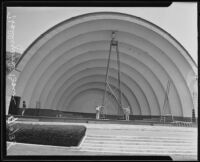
[96,106,101,119]
[123,107,130,121]
[22,101,26,116]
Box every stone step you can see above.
[86,133,196,139]
[80,146,197,156]
[86,131,196,136]
[81,145,196,153]
[80,147,197,154]
[86,126,197,131]
[86,134,195,141]
[15,118,39,122]
[82,140,196,148]
[82,138,196,145]
[85,137,195,143]
[86,129,197,136]
[81,132,197,156]
[80,125,197,158]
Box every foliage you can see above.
[6,123,86,147]
[6,51,21,75]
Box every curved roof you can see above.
[14,12,197,117]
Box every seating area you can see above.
[171,121,197,127]
[7,121,197,160]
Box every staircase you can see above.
[78,124,197,159]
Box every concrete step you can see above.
[86,134,195,140]
[80,146,197,156]
[16,118,39,122]
[86,127,197,134]
[85,136,195,143]
[81,144,197,152]
[81,144,196,153]
[82,140,197,148]
[86,132,196,139]
[82,138,196,148]
[87,130,195,134]
[80,133,196,156]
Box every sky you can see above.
[7,2,197,64]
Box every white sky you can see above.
[7,2,197,64]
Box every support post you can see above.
[101,31,123,119]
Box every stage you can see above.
[6,114,197,128]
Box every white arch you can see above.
[12,12,197,118]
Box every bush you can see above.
[6,52,21,75]
[6,123,86,147]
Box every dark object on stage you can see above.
[8,96,21,115]
[192,109,196,122]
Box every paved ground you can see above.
[6,121,197,161]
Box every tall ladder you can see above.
[101,31,124,119]
[161,80,172,123]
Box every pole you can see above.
[162,80,171,123]
[102,41,112,108]
[101,31,124,120]
[116,43,122,116]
